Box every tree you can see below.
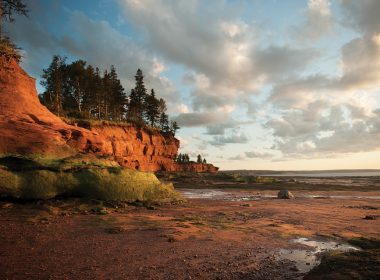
[197,154,202,163]
[159,112,169,132]
[0,0,28,23]
[144,89,160,127]
[66,60,87,114]
[170,121,180,135]
[0,0,28,61]
[39,58,177,135]
[40,55,66,116]
[109,65,126,120]
[203,158,207,164]
[128,69,147,123]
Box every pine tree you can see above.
[0,0,28,45]
[65,59,87,115]
[159,112,169,132]
[128,69,147,124]
[170,121,180,135]
[197,154,202,163]
[109,65,126,120]
[203,158,207,164]
[40,55,66,116]
[87,67,103,118]
[144,89,160,127]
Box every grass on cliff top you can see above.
[0,155,181,202]
[60,117,166,136]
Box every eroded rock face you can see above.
[0,57,104,157]
[88,124,180,171]
[0,57,218,173]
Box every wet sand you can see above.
[0,189,379,280]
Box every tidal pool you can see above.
[277,237,360,274]
[179,189,380,201]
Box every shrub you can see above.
[0,38,21,62]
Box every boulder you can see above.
[277,190,294,199]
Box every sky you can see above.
[5,0,380,170]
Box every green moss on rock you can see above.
[0,155,181,202]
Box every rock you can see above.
[277,190,294,199]
[0,57,218,173]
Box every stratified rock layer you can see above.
[0,57,218,173]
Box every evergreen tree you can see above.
[109,65,126,120]
[170,121,180,135]
[128,69,146,123]
[39,57,179,135]
[159,112,169,132]
[66,59,87,115]
[203,158,207,164]
[86,66,102,118]
[144,89,160,127]
[40,55,66,116]
[197,154,202,163]
[0,0,28,40]
[102,70,113,120]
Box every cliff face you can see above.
[0,57,218,173]
[88,124,180,172]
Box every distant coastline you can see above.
[221,169,380,177]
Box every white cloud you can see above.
[119,0,319,113]
[292,0,334,41]
[245,151,275,159]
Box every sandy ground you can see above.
[0,190,379,280]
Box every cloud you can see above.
[209,130,248,146]
[267,104,380,157]
[254,46,319,77]
[173,112,225,127]
[205,122,237,135]
[245,151,275,159]
[6,8,180,105]
[340,0,380,35]
[267,0,380,158]
[292,0,334,41]
[63,11,180,104]
[119,0,319,113]
[228,154,246,161]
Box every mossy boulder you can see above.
[0,155,181,202]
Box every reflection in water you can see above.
[277,238,360,274]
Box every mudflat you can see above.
[1,187,379,280]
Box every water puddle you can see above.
[277,238,360,274]
[303,194,380,199]
[179,189,380,201]
[179,189,275,201]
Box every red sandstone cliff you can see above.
[0,57,218,173]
